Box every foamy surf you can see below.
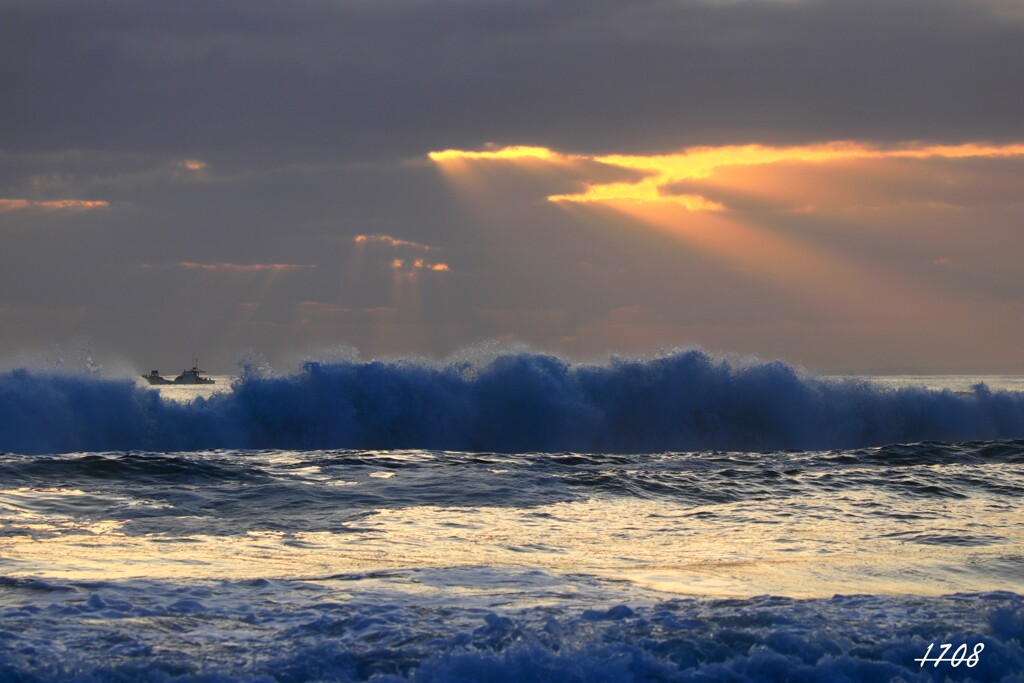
[2,350,1024,454]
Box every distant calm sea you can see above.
[1,351,1022,681]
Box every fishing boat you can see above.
[143,360,215,385]
[142,370,172,385]
[171,364,215,384]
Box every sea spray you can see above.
[2,350,1023,454]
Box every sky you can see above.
[2,0,1024,374]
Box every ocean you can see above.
[1,349,1022,681]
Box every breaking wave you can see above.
[2,350,1023,455]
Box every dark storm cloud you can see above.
[2,0,1023,164]
[3,0,1024,373]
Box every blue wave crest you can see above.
[2,350,1023,454]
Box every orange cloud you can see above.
[549,183,725,210]
[559,142,1024,208]
[354,235,451,275]
[0,198,109,212]
[354,234,437,251]
[428,145,560,162]
[389,258,449,273]
[141,262,315,274]
[427,143,619,204]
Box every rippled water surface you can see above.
[1,442,1023,680]
[2,444,1023,598]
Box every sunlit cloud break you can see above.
[390,258,450,272]
[430,141,1024,210]
[428,145,560,162]
[0,198,109,212]
[177,159,207,171]
[353,234,437,251]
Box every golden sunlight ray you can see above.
[426,140,1021,315]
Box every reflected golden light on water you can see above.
[3,491,1021,598]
